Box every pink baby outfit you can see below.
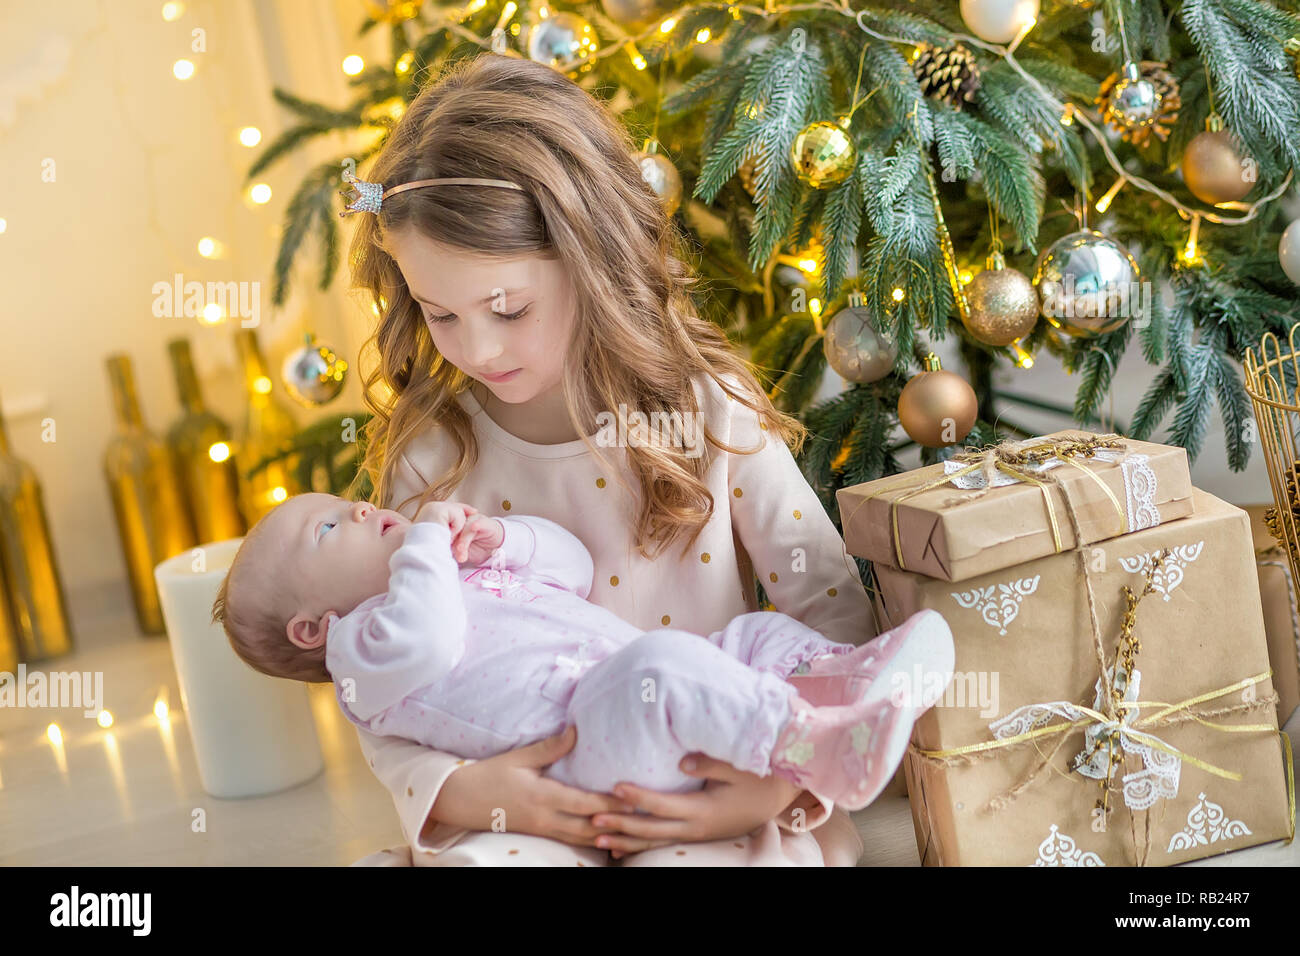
[325,515,855,797]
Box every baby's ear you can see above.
[286,612,330,650]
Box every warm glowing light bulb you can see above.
[659,17,677,32]
[0,218,7,234]
[97,710,114,728]
[201,303,224,324]
[809,298,822,316]
[161,1,184,20]
[154,698,169,721]
[249,183,272,204]
[197,236,217,257]
[396,52,414,74]
[208,442,231,462]
[173,59,195,80]
[891,287,905,303]
[1096,177,1125,214]
[632,54,647,70]
[696,28,711,42]
[238,126,262,147]
[1012,343,1035,369]
[959,270,974,285]
[47,723,63,745]
[342,55,365,76]
[270,486,288,503]
[254,375,273,394]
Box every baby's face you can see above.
[255,493,412,623]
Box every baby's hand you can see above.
[452,515,505,566]
[413,500,478,536]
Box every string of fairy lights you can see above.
[395,0,1294,267]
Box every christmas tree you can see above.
[250,0,1300,526]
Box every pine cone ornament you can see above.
[1097,61,1180,149]
[911,43,982,110]
[1263,459,1300,560]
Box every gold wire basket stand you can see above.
[1244,322,1300,583]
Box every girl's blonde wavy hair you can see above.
[346,52,804,560]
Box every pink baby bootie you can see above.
[770,611,954,811]
[787,610,952,707]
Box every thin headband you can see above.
[339,169,525,217]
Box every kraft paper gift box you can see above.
[1243,505,1300,725]
[873,489,1293,866]
[837,431,1194,583]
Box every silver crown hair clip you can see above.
[339,168,527,218]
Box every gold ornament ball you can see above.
[635,150,683,216]
[963,257,1039,346]
[898,356,978,448]
[527,13,599,76]
[1181,129,1254,205]
[790,121,856,189]
[600,0,671,29]
[282,336,349,407]
[739,152,760,197]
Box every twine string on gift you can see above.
[906,477,1296,864]
[841,433,1131,572]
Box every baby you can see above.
[211,492,955,810]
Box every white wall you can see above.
[0,0,386,622]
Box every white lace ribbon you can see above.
[944,449,1161,532]
[987,665,1181,813]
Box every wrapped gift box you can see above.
[837,431,1194,583]
[1244,505,1300,725]
[861,477,1292,865]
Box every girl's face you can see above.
[384,227,575,405]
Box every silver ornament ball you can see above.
[282,337,349,407]
[823,305,898,383]
[1034,230,1141,337]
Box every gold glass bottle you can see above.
[165,338,247,545]
[103,355,197,635]
[0,398,75,662]
[233,329,301,525]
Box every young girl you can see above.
[344,52,885,867]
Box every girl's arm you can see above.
[326,521,468,722]
[725,393,878,645]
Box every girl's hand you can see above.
[427,726,639,850]
[413,500,477,535]
[588,756,804,859]
[450,515,505,565]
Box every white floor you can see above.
[1,581,1295,866]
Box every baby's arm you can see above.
[487,515,594,599]
[326,521,468,722]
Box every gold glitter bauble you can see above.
[1182,128,1254,205]
[739,152,760,197]
[898,354,978,448]
[527,13,599,76]
[963,254,1039,346]
[790,120,856,189]
[635,149,683,216]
